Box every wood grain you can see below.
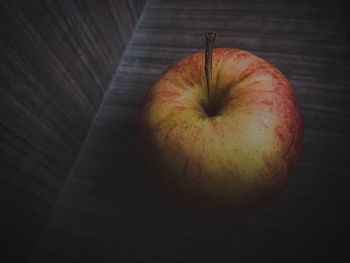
[36,0,350,262]
[0,0,144,260]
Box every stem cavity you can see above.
[205,32,216,116]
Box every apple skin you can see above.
[138,48,303,212]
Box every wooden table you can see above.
[35,0,350,262]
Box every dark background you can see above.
[0,0,144,260]
[1,0,350,262]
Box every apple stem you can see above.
[205,32,216,116]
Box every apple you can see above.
[138,33,303,212]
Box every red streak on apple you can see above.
[139,48,303,212]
